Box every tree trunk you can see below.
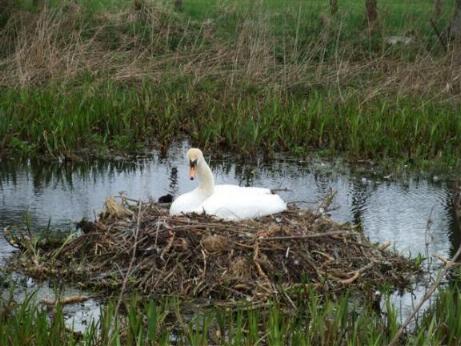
[451,0,461,40]
[365,0,378,25]
[330,0,338,15]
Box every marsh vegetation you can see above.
[0,0,460,166]
[2,286,461,345]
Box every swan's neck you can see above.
[197,160,215,196]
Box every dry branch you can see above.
[388,244,461,346]
[41,295,90,306]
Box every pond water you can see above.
[0,144,459,329]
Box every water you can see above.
[0,144,459,328]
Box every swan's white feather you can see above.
[169,188,207,215]
[170,184,286,220]
[202,185,286,220]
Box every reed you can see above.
[2,287,461,345]
[1,82,460,166]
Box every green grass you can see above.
[2,287,461,345]
[1,80,460,167]
[0,0,460,166]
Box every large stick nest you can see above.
[6,197,418,303]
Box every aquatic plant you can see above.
[2,286,461,345]
[1,82,460,166]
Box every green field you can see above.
[0,0,459,166]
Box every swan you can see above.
[169,148,287,220]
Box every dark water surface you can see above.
[0,144,459,328]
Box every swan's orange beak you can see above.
[189,165,196,180]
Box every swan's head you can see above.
[186,148,204,180]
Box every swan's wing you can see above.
[202,187,286,221]
[215,185,271,195]
[169,189,205,215]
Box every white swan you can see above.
[169,148,287,220]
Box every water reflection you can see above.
[0,152,458,259]
[0,145,459,324]
[1,273,102,333]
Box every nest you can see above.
[6,197,418,303]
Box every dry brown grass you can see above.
[1,4,94,86]
[0,1,460,103]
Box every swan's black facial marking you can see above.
[189,159,197,180]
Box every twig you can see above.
[253,241,270,283]
[201,249,207,279]
[388,244,461,346]
[110,200,142,342]
[41,295,90,306]
[433,253,449,265]
[339,262,374,284]
[113,195,141,204]
[270,188,292,193]
[318,188,337,212]
[282,288,297,310]
[258,230,353,241]
[160,230,175,260]
[287,200,317,206]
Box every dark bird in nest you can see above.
[158,194,173,203]
[75,218,98,233]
